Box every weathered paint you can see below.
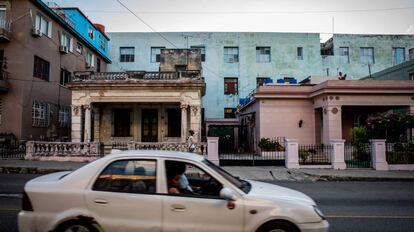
[107,32,414,119]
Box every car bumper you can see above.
[18,211,36,232]
[298,220,329,232]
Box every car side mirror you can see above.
[220,188,237,201]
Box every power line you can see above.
[116,0,177,48]
[84,6,414,15]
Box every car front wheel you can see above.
[257,220,299,232]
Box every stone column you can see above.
[189,105,201,142]
[181,104,188,143]
[322,105,342,144]
[93,107,100,142]
[370,139,389,171]
[207,137,219,165]
[285,139,299,169]
[133,105,140,142]
[330,139,346,170]
[71,105,82,142]
[84,105,92,142]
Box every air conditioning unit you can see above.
[85,62,91,68]
[31,28,42,37]
[59,45,69,54]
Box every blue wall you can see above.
[61,9,109,58]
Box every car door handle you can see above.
[171,204,186,212]
[94,199,108,205]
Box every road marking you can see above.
[0,194,22,198]
[0,208,20,212]
[326,215,414,219]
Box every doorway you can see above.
[142,109,158,142]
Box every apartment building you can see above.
[107,32,414,121]
[0,0,111,141]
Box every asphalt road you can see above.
[1,174,414,232]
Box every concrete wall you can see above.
[0,0,107,140]
[107,32,323,119]
[259,99,315,144]
[159,49,201,72]
[361,60,414,80]
[108,32,414,120]
[323,34,414,80]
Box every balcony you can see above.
[0,18,11,42]
[0,70,9,93]
[72,70,202,81]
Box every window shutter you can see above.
[35,14,40,30]
[69,38,74,52]
[91,54,95,67]
[47,21,52,38]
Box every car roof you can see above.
[105,150,206,162]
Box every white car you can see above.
[18,150,329,232]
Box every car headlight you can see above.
[313,205,325,220]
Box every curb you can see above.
[1,166,414,182]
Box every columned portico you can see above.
[322,105,342,144]
[180,104,188,143]
[84,105,92,142]
[71,105,82,142]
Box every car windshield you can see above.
[203,159,251,194]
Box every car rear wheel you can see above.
[258,220,299,232]
[56,221,98,232]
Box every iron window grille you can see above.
[32,100,49,127]
[120,47,135,62]
[224,78,238,95]
[151,47,165,63]
[256,47,271,63]
[33,56,50,81]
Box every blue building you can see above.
[52,7,110,62]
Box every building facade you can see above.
[107,32,414,120]
[361,60,414,81]
[68,49,205,145]
[0,0,110,141]
[238,79,414,149]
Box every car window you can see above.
[165,160,223,198]
[93,159,157,194]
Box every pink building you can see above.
[238,78,414,150]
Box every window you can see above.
[86,51,94,67]
[120,47,135,62]
[93,159,157,194]
[224,108,236,118]
[256,77,271,86]
[60,32,72,51]
[190,46,206,62]
[96,58,101,72]
[58,106,70,128]
[224,47,239,63]
[339,47,349,64]
[99,34,105,50]
[392,47,405,65]
[113,109,131,137]
[0,5,6,22]
[256,47,270,63]
[32,100,49,127]
[410,73,414,81]
[88,26,94,39]
[297,47,303,60]
[33,56,50,81]
[409,48,414,61]
[151,47,164,63]
[76,42,83,54]
[224,78,238,95]
[165,160,223,197]
[360,47,374,64]
[60,69,71,86]
[35,13,51,37]
[167,108,181,137]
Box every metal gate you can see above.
[219,137,285,166]
[0,141,26,160]
[344,143,372,168]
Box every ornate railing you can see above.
[127,142,207,156]
[72,70,201,81]
[25,141,101,161]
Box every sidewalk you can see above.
[1,160,414,181]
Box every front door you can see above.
[162,160,244,232]
[142,109,158,142]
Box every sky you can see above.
[49,0,414,42]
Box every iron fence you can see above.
[112,141,128,150]
[386,143,414,164]
[219,137,285,166]
[0,141,26,160]
[298,144,332,165]
[344,143,372,168]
